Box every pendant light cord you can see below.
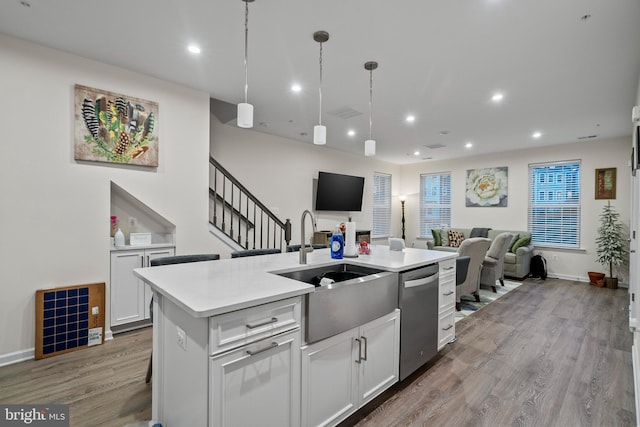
[243,1,249,104]
[318,42,323,125]
[368,69,373,140]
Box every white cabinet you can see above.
[110,246,174,328]
[300,310,400,427]
[209,329,300,427]
[154,295,302,427]
[438,259,456,349]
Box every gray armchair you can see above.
[455,237,491,311]
[480,232,514,292]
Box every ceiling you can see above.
[1,0,639,165]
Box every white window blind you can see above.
[420,172,451,237]
[528,160,581,248]
[372,172,391,238]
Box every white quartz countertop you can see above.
[133,246,457,318]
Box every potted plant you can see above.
[595,201,627,289]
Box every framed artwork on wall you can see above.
[74,84,159,167]
[465,166,508,207]
[595,167,616,200]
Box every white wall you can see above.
[0,34,223,363]
[210,115,402,256]
[400,137,632,282]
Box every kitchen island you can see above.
[134,246,457,427]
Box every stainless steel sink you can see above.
[273,263,399,343]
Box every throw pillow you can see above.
[470,227,491,238]
[441,229,451,247]
[511,235,531,253]
[431,229,442,246]
[448,230,465,248]
[508,233,519,250]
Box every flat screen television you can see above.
[315,171,365,211]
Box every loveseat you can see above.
[427,227,533,279]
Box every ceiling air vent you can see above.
[577,135,598,140]
[327,106,363,119]
[423,143,446,149]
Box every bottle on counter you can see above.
[330,226,344,259]
[114,228,125,248]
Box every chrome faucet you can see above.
[300,209,317,264]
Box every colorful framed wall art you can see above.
[465,166,508,207]
[74,84,159,167]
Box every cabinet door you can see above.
[358,310,400,406]
[144,247,175,319]
[301,328,359,427]
[209,329,301,427]
[110,250,145,326]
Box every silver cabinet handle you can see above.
[405,273,439,288]
[355,338,362,364]
[361,336,368,361]
[443,291,454,296]
[442,324,453,331]
[443,266,455,271]
[246,317,278,329]
[246,341,278,356]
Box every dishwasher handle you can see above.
[404,272,439,289]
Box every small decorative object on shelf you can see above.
[110,215,118,237]
[114,228,125,248]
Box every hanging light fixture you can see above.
[237,0,254,128]
[313,31,329,145]
[364,61,378,156]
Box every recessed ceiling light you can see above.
[465,142,473,148]
[414,151,420,156]
[291,83,302,93]
[347,129,356,137]
[187,45,201,54]
[406,115,416,123]
[439,131,450,135]
[532,132,543,139]
[491,93,504,102]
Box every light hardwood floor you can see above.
[0,278,634,427]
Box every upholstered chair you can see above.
[480,232,514,292]
[455,237,491,311]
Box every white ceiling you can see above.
[1,0,639,164]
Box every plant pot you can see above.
[605,277,618,289]
[588,272,605,285]
[595,279,605,288]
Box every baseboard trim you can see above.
[0,348,34,367]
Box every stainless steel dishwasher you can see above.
[398,263,439,380]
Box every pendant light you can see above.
[313,31,329,145]
[364,61,378,156]
[237,0,254,128]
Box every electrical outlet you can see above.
[91,306,99,315]
[129,217,137,227]
[176,326,186,351]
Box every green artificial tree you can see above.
[595,201,626,286]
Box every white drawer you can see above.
[438,308,455,350]
[209,297,301,355]
[439,258,456,274]
[439,277,456,313]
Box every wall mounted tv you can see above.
[315,171,365,211]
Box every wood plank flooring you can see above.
[344,278,636,427]
[0,278,634,427]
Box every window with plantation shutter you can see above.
[528,160,581,248]
[420,172,451,237]
[372,172,391,238]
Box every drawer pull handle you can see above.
[361,336,368,361]
[442,324,453,331]
[443,266,455,271]
[246,342,278,356]
[246,317,278,329]
[355,338,362,364]
[443,291,454,296]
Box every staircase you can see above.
[209,156,291,251]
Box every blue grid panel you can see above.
[41,286,92,355]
